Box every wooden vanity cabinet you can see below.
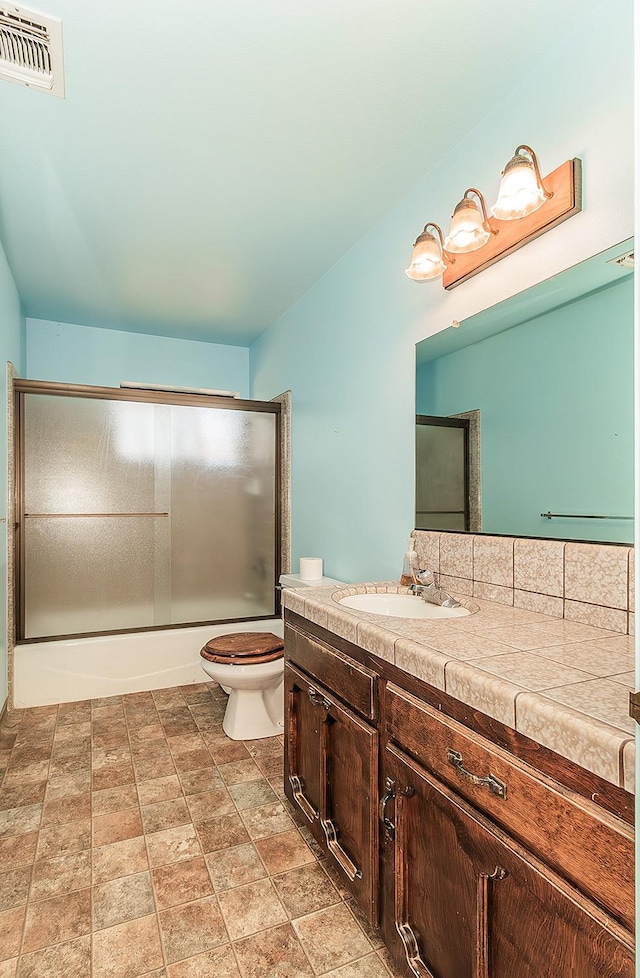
[283,615,635,978]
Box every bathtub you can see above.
[13,618,284,708]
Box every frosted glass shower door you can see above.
[22,395,168,638]
[169,405,277,623]
[20,392,279,639]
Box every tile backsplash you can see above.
[413,531,634,635]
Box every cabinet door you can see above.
[382,744,634,978]
[284,663,323,837]
[284,661,379,922]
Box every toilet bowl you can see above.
[200,632,285,740]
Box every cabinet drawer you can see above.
[385,683,634,932]
[285,624,377,720]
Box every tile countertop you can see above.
[281,582,636,794]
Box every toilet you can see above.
[200,632,285,740]
[200,572,345,740]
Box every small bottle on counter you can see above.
[400,536,419,587]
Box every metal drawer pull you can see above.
[288,775,318,822]
[321,817,362,881]
[446,748,507,799]
[379,777,397,840]
[307,686,332,711]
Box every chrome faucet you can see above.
[409,570,462,609]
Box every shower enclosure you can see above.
[14,381,281,641]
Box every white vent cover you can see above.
[608,250,634,270]
[0,4,64,97]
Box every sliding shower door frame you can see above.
[14,379,283,644]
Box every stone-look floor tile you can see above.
[233,922,313,977]
[255,829,315,875]
[93,808,143,847]
[254,753,284,779]
[195,813,250,853]
[0,961,17,978]
[293,903,372,974]
[244,737,282,758]
[45,772,91,801]
[22,888,91,953]
[158,896,228,964]
[240,803,295,841]
[129,723,166,746]
[57,702,91,724]
[92,913,164,978]
[141,797,191,835]
[218,759,263,785]
[41,791,91,826]
[134,754,177,781]
[47,754,91,779]
[0,832,38,870]
[146,824,202,868]
[179,768,224,796]
[0,907,25,961]
[186,788,235,822]
[152,856,214,910]
[14,936,91,978]
[137,775,183,806]
[218,877,287,941]
[91,761,136,792]
[227,779,278,812]
[166,944,241,978]
[272,863,341,917]
[30,850,91,901]
[0,806,42,839]
[36,818,91,860]
[205,842,268,892]
[322,952,393,977]
[92,871,155,930]
[209,741,251,764]
[0,868,31,911]
[92,782,139,816]
[172,749,215,776]
[167,733,206,755]
[0,783,46,813]
[92,836,149,884]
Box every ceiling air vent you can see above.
[0,4,64,97]
[608,250,634,270]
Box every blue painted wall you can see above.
[26,319,250,396]
[250,3,633,584]
[0,240,24,707]
[416,279,634,542]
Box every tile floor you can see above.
[0,682,402,978]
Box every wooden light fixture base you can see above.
[442,158,582,290]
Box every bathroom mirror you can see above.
[415,239,634,543]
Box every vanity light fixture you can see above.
[444,188,497,254]
[405,146,582,290]
[404,223,452,281]
[491,145,553,220]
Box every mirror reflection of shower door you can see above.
[415,415,470,531]
[19,390,279,640]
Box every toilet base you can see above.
[222,681,284,740]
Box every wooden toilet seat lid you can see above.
[200,631,284,666]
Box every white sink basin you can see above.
[338,593,470,620]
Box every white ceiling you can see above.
[0,0,607,346]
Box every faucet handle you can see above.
[416,569,437,586]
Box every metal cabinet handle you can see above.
[379,777,397,840]
[446,748,507,799]
[288,775,319,822]
[321,817,362,880]
[308,686,332,711]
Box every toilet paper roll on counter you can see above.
[299,557,323,581]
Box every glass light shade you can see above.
[444,199,491,254]
[491,157,545,220]
[405,231,446,281]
